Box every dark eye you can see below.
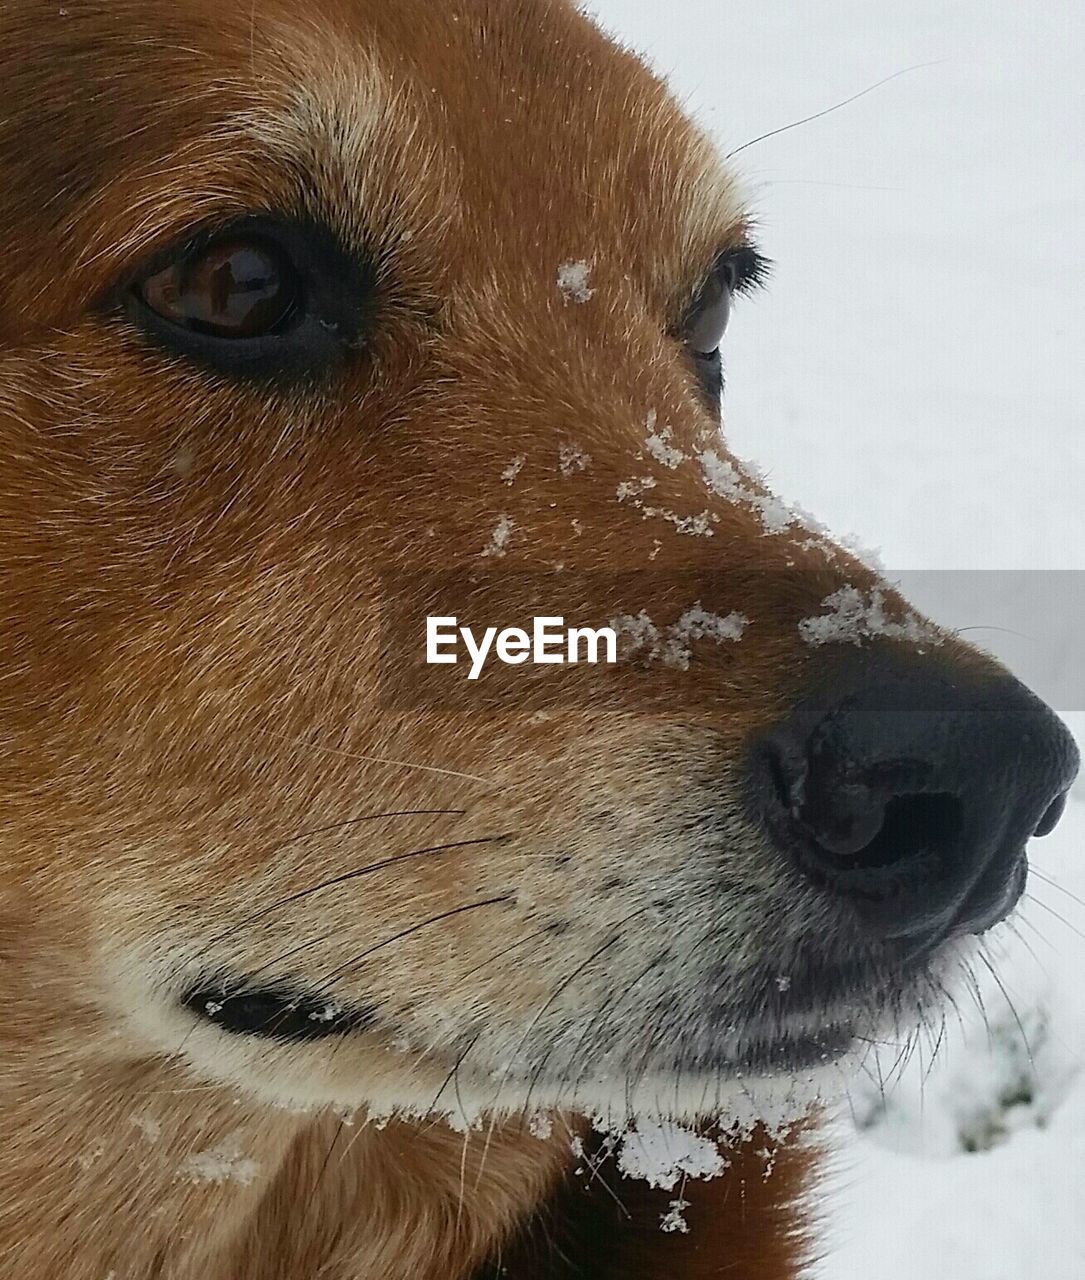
[685,256,737,357]
[138,239,300,340]
[123,217,375,382]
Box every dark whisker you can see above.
[422,1031,485,1119]
[726,62,942,159]
[1029,865,1085,916]
[1003,919,1050,978]
[487,908,650,1110]
[319,895,515,989]
[167,831,505,983]
[1023,892,1085,945]
[241,836,509,929]
[976,948,1034,1068]
[255,809,467,868]
[311,1117,345,1200]
[922,1009,949,1086]
[1012,911,1057,953]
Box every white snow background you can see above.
[584,3,1085,1276]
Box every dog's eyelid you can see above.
[667,240,769,339]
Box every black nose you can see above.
[753,652,1079,945]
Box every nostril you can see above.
[1034,791,1069,838]
[753,662,1079,943]
[822,792,964,873]
[796,778,886,860]
[760,737,964,880]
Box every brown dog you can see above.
[0,1,1076,1276]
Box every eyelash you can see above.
[720,244,771,296]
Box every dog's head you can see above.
[0,0,1076,1125]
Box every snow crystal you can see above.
[559,443,592,475]
[480,514,515,558]
[645,424,686,469]
[775,975,792,994]
[616,475,657,502]
[613,434,716,537]
[501,454,526,485]
[755,494,795,536]
[660,1197,692,1234]
[611,604,746,669]
[665,605,749,669]
[528,1112,554,1140]
[836,530,885,574]
[131,1113,162,1143]
[556,260,595,304]
[75,1142,105,1171]
[699,448,746,503]
[616,1122,726,1191]
[700,448,801,537]
[641,506,715,537]
[798,586,943,648]
[611,610,659,655]
[179,1144,259,1187]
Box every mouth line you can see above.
[182,977,377,1043]
[684,1025,858,1075]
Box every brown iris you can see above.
[138,239,299,339]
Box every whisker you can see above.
[241,895,513,1044]
[1023,892,1085,944]
[1013,910,1058,952]
[267,730,497,789]
[569,951,669,1103]
[1003,918,1050,978]
[496,910,649,1096]
[922,1009,948,1086]
[319,895,515,989]
[255,809,467,868]
[310,1117,345,1202]
[726,62,943,159]
[168,834,507,982]
[242,836,504,928]
[422,1031,485,1119]
[976,948,1034,1068]
[960,957,994,1047]
[1029,865,1085,916]
[472,910,649,1181]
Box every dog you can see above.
[0,1,1077,1276]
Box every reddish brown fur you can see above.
[0,1,994,1277]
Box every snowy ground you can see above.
[585,3,1085,1276]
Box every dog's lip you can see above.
[722,1025,856,1073]
[181,978,377,1042]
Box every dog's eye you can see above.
[138,239,300,340]
[123,217,374,382]
[680,247,768,408]
[685,256,737,357]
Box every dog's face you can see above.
[0,0,1076,1125]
